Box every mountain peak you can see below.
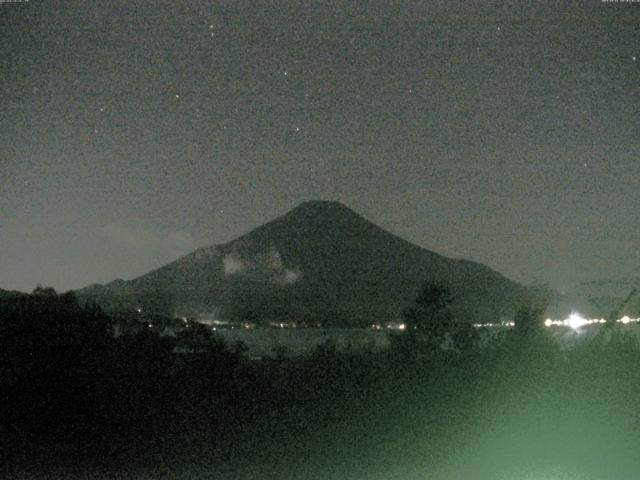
[297,200,346,207]
[226,200,373,253]
[291,200,355,214]
[284,200,366,224]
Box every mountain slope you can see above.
[77,201,527,326]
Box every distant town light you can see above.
[567,312,587,330]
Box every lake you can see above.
[212,327,391,358]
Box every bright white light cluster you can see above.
[472,314,640,330]
[472,321,515,328]
[370,322,406,330]
[617,315,639,324]
[543,313,640,329]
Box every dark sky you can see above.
[1,0,639,293]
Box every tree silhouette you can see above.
[513,303,545,333]
[402,282,454,347]
[504,301,559,373]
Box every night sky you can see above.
[2,1,639,293]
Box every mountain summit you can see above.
[78,201,526,326]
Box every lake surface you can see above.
[213,327,391,357]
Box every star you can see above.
[633,56,637,62]
[175,94,180,99]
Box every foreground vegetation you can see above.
[2,288,640,479]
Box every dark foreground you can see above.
[3,293,640,479]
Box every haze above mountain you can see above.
[78,201,529,326]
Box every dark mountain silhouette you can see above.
[78,201,527,326]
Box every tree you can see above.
[33,284,58,297]
[176,322,228,353]
[512,302,546,337]
[402,282,454,347]
[504,301,559,372]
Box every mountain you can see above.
[77,201,528,326]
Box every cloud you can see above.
[223,253,245,275]
[222,247,301,284]
[280,268,302,284]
